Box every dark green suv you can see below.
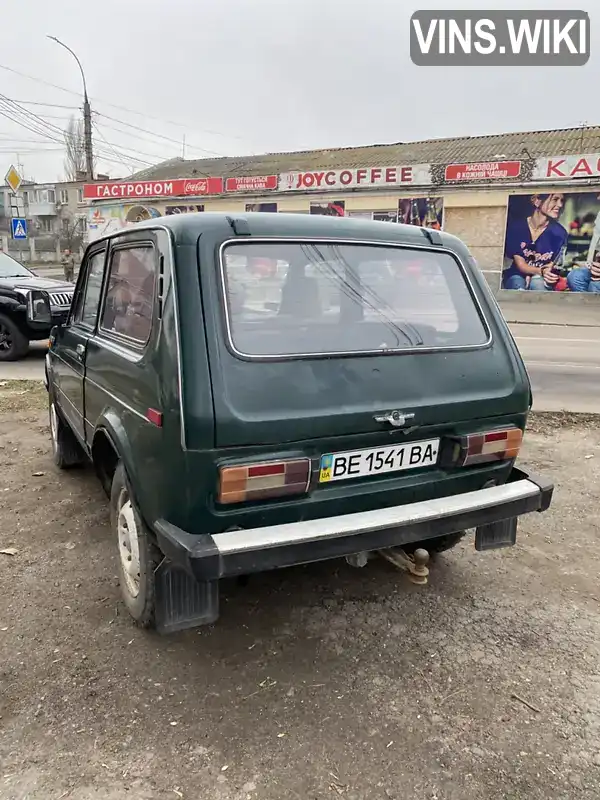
[37,212,553,633]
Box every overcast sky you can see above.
[1,0,598,183]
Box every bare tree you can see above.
[59,212,86,253]
[63,115,87,181]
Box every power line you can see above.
[0,147,63,153]
[10,99,80,110]
[93,111,222,157]
[0,62,248,145]
[92,120,134,173]
[0,94,68,140]
[0,95,165,170]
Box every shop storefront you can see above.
[84,147,600,294]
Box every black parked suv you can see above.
[0,252,74,361]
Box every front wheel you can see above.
[0,313,28,361]
[111,463,161,628]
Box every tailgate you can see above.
[212,346,527,447]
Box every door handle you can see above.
[75,343,85,359]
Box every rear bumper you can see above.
[154,467,553,582]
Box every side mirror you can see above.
[27,290,52,325]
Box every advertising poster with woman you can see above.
[502,192,600,293]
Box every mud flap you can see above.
[154,561,219,634]
[475,517,518,552]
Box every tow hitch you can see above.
[344,548,430,585]
[378,547,430,585]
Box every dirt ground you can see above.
[1,381,599,800]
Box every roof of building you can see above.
[132,126,600,180]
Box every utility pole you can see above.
[83,92,94,180]
[48,35,94,180]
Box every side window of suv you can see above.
[71,249,106,328]
[100,245,156,346]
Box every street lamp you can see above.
[48,35,94,181]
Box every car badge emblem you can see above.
[373,410,416,428]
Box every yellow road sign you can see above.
[4,164,22,193]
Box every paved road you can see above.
[512,323,600,413]
[1,324,598,412]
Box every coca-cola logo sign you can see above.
[184,180,208,194]
[182,177,224,195]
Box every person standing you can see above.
[61,249,75,283]
[502,193,567,291]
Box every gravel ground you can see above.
[0,381,599,800]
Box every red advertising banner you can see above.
[225,175,277,192]
[83,177,224,200]
[444,161,522,181]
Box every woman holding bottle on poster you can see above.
[502,193,568,291]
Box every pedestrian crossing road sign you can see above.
[11,218,27,239]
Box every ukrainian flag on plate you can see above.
[319,454,333,483]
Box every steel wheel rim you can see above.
[0,322,12,353]
[117,489,141,598]
[49,402,58,448]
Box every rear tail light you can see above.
[218,459,310,505]
[448,427,523,467]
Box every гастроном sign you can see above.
[83,178,226,200]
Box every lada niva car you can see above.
[36,212,553,633]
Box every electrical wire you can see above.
[92,120,143,173]
[10,99,80,110]
[93,111,222,157]
[0,62,248,145]
[0,95,169,169]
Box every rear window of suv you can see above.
[220,241,489,358]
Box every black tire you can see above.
[48,394,85,469]
[0,313,29,362]
[111,463,161,628]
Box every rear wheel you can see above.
[111,463,161,628]
[0,313,28,362]
[49,395,85,468]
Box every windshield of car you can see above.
[220,241,489,358]
[0,252,33,279]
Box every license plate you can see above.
[319,438,440,483]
